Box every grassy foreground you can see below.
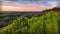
[0,10,60,34]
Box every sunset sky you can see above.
[1,0,59,11]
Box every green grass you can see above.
[0,10,60,34]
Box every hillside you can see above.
[0,12,42,28]
[0,9,60,34]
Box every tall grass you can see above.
[0,10,60,34]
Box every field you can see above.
[0,8,60,34]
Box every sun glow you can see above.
[1,5,54,11]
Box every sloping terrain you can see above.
[0,12,41,28]
[0,9,60,34]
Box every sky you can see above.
[1,0,59,11]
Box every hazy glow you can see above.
[1,5,54,11]
[1,0,58,11]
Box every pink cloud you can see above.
[1,2,54,11]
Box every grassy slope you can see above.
[0,12,41,28]
[0,10,60,34]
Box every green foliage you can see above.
[0,10,60,34]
